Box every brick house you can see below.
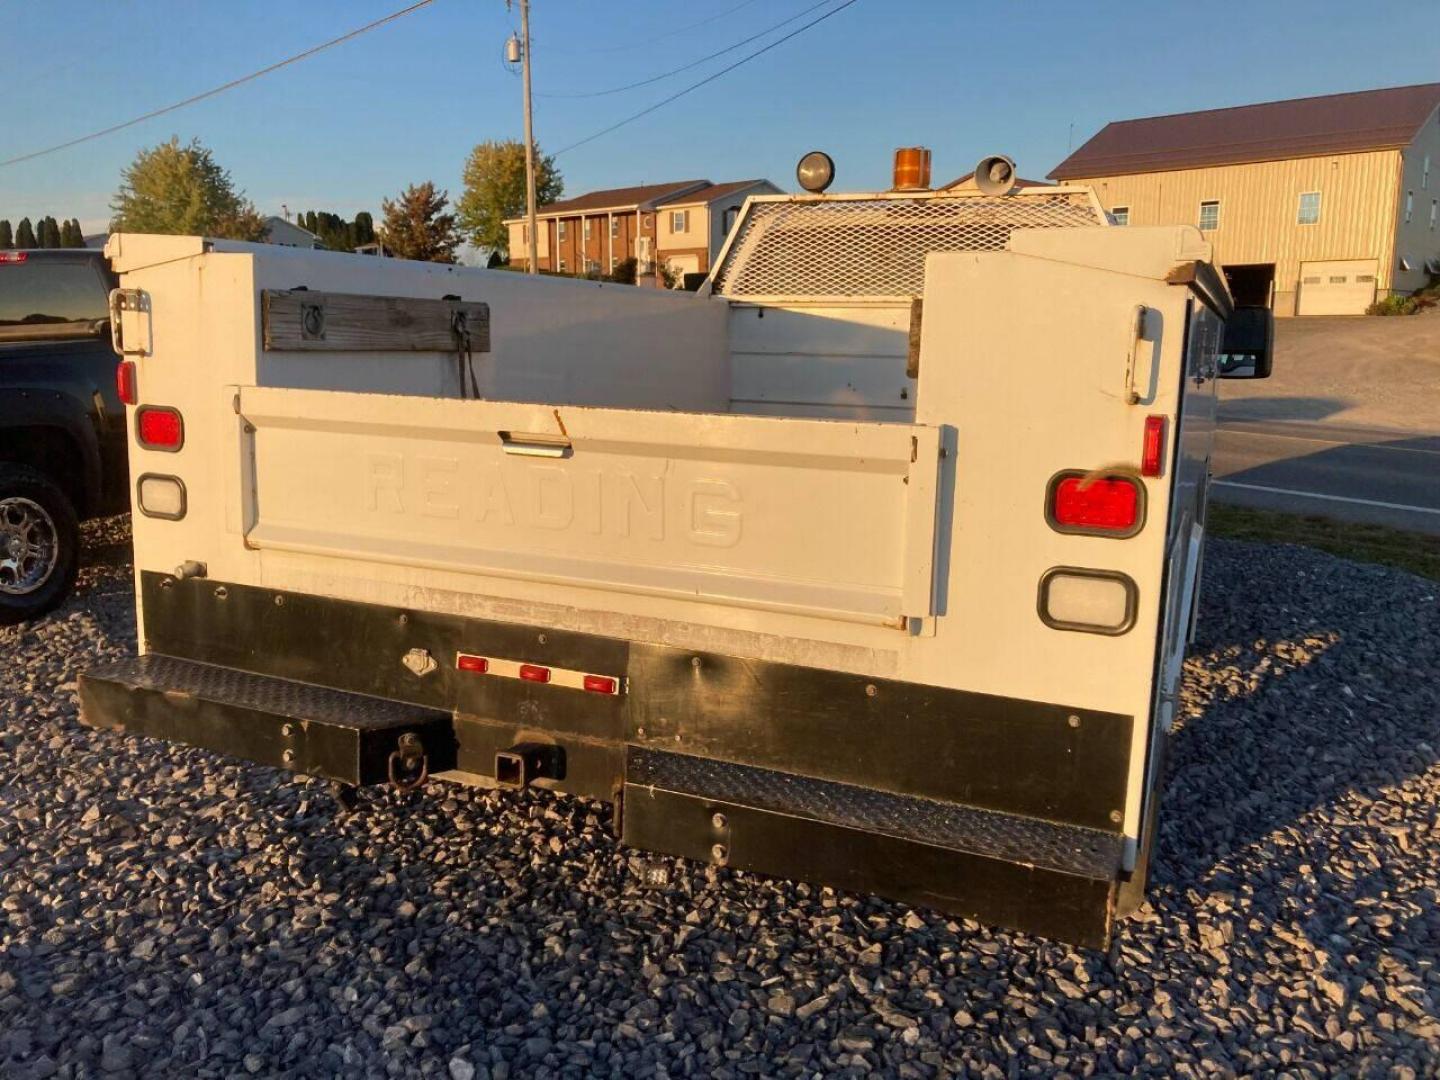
[505,178,780,284]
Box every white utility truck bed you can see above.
[80,183,1271,946]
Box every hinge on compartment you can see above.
[108,288,152,357]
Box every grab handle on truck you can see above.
[499,431,573,458]
[1123,305,1154,405]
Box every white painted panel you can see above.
[1296,259,1378,316]
[727,302,914,418]
[238,387,940,628]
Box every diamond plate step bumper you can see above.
[79,654,456,786]
[623,747,1124,946]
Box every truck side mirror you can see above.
[1218,305,1273,379]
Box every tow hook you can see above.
[387,732,429,792]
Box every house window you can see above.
[558,258,566,271]
[557,220,567,241]
[722,206,740,233]
[583,219,592,241]
[1110,205,1129,226]
[671,210,689,233]
[610,218,619,238]
[1356,275,1375,283]
[1296,192,1321,225]
[1197,200,1220,231]
[1329,275,1347,284]
[521,224,528,242]
[1302,276,1321,285]
[1405,191,1413,223]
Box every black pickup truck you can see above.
[0,249,127,623]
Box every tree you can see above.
[379,182,459,263]
[111,137,268,240]
[15,218,35,248]
[0,220,12,249]
[63,219,85,247]
[456,139,563,253]
[39,216,61,248]
[354,211,375,247]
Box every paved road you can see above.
[1210,314,1440,533]
[1212,418,1440,534]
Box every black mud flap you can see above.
[79,654,456,787]
[622,748,1122,948]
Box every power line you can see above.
[545,0,766,56]
[0,0,438,169]
[554,0,860,158]
[539,0,837,100]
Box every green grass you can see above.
[1208,503,1440,581]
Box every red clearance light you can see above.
[116,361,138,406]
[0,251,28,264]
[136,407,183,451]
[583,674,617,695]
[1050,474,1142,536]
[1141,416,1166,478]
[457,654,489,674]
[518,664,551,683]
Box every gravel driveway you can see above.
[2,518,1437,1079]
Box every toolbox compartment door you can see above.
[234,387,943,628]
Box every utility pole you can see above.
[520,0,538,274]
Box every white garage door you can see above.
[1297,259,1378,316]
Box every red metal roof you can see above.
[1049,82,1440,180]
[656,179,772,205]
[529,180,709,217]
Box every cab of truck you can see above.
[0,248,127,622]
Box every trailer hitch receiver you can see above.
[495,743,565,789]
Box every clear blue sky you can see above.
[2,0,1436,233]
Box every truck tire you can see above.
[0,465,80,625]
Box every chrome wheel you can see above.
[0,497,60,595]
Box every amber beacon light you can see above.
[892,147,932,191]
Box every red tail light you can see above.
[457,654,489,673]
[136,406,183,451]
[1141,415,1166,478]
[1049,473,1143,536]
[518,664,551,683]
[583,674,617,695]
[0,251,28,264]
[116,361,138,406]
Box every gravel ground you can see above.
[2,516,1438,1079]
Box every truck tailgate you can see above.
[235,387,942,627]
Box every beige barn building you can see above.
[1050,83,1440,315]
